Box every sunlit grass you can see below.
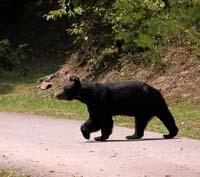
[0,84,87,120]
[0,170,30,177]
[114,104,200,139]
[0,82,199,139]
[0,69,199,139]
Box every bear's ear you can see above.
[69,75,81,86]
[69,75,79,82]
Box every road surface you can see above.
[0,112,200,177]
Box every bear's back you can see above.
[102,81,162,116]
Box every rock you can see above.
[45,73,57,82]
[155,76,166,84]
[40,81,52,90]
[38,77,45,83]
[49,170,55,173]
[38,73,58,83]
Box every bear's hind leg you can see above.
[126,116,149,140]
[157,109,178,139]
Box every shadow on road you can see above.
[83,137,179,143]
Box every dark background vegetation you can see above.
[0,0,199,73]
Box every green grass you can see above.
[0,82,199,139]
[0,170,30,177]
[0,83,87,120]
[0,69,200,139]
[113,104,200,139]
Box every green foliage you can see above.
[0,39,28,75]
[45,0,200,62]
[44,9,67,20]
[110,0,199,59]
[44,0,114,50]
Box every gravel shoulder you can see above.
[0,112,200,177]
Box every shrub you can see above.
[0,39,28,76]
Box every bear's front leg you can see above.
[94,118,113,141]
[94,133,110,141]
[81,123,90,140]
[81,119,100,140]
[94,129,110,141]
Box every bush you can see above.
[0,39,28,76]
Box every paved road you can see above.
[0,112,200,177]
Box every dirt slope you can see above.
[0,112,200,177]
[41,46,200,103]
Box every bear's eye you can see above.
[63,83,75,92]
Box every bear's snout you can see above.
[56,92,66,100]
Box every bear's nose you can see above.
[56,92,65,100]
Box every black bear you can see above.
[57,76,178,141]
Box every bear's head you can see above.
[56,76,81,101]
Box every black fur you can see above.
[57,76,178,141]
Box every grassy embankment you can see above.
[0,64,200,139]
[0,65,199,140]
